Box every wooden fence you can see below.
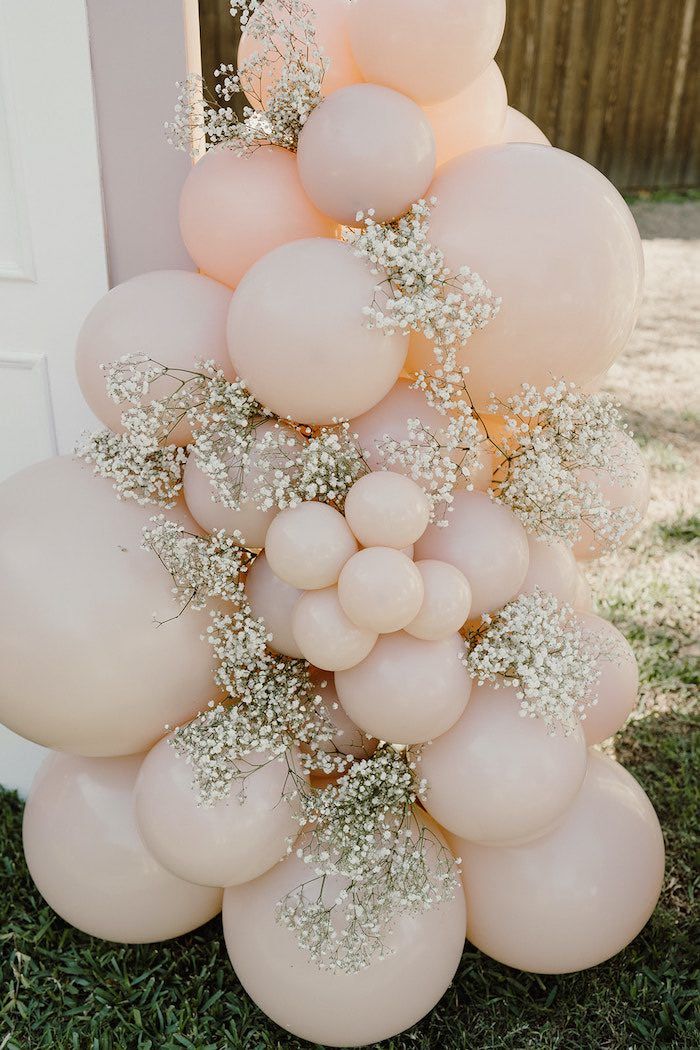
[198,0,699,190]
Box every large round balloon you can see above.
[501,105,550,145]
[453,751,664,973]
[419,683,587,844]
[573,430,650,560]
[76,270,234,445]
[414,491,529,616]
[179,146,332,290]
[298,84,435,224]
[227,239,407,424]
[577,612,639,745]
[23,753,222,943]
[518,536,579,606]
[134,737,304,887]
[406,146,644,405]
[244,552,304,658]
[347,0,506,105]
[0,457,216,756]
[222,824,466,1046]
[424,61,507,167]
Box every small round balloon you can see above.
[337,547,425,634]
[179,146,332,290]
[518,537,579,606]
[578,612,639,745]
[265,501,358,590]
[227,239,408,424]
[405,559,472,640]
[297,84,436,224]
[244,552,304,658]
[424,62,507,167]
[23,753,222,943]
[501,105,550,145]
[292,587,377,672]
[574,430,650,560]
[344,471,431,549]
[453,750,664,973]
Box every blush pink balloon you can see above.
[501,105,550,145]
[222,818,466,1046]
[244,552,303,658]
[298,84,435,224]
[424,62,507,167]
[574,430,650,560]
[518,537,579,606]
[578,612,639,745]
[335,631,470,744]
[347,0,506,105]
[227,239,407,424]
[23,753,222,943]
[338,547,425,634]
[265,501,358,590]
[406,146,644,406]
[344,471,431,549]
[452,751,664,973]
[179,146,332,290]
[406,559,472,640]
[414,491,529,617]
[0,458,216,757]
[307,670,377,759]
[419,682,588,845]
[292,587,377,671]
[76,270,233,445]
[134,737,305,888]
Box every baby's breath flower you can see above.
[255,421,369,510]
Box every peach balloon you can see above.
[501,105,550,145]
[518,536,579,606]
[424,62,507,167]
[265,501,358,590]
[227,239,407,424]
[406,559,472,640]
[338,548,425,634]
[222,824,466,1046]
[419,683,588,844]
[76,270,233,445]
[578,612,639,745]
[574,430,650,560]
[0,458,216,757]
[134,737,305,888]
[179,146,332,290]
[308,670,376,759]
[336,632,470,744]
[297,84,436,224]
[453,751,664,973]
[292,588,377,671]
[347,0,506,105]
[23,753,222,943]
[415,491,529,617]
[244,552,303,658]
[406,146,644,406]
[344,471,431,549]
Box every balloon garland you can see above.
[1,2,665,1046]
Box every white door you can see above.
[0,0,109,794]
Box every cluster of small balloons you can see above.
[0,1,665,1046]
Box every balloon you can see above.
[424,62,507,167]
[297,84,435,224]
[134,736,305,887]
[179,146,332,290]
[518,536,579,606]
[237,0,362,101]
[406,559,472,640]
[573,430,650,560]
[23,753,222,943]
[0,458,216,757]
[453,751,664,973]
[419,683,587,844]
[406,146,644,406]
[244,552,303,658]
[344,471,431,548]
[265,501,358,590]
[501,105,550,145]
[577,612,639,745]
[335,631,470,744]
[337,547,425,633]
[414,491,529,617]
[351,378,493,490]
[76,270,233,445]
[227,238,407,424]
[347,0,506,105]
[307,670,376,759]
[292,587,377,671]
[222,827,466,1046]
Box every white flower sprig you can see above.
[255,422,369,511]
